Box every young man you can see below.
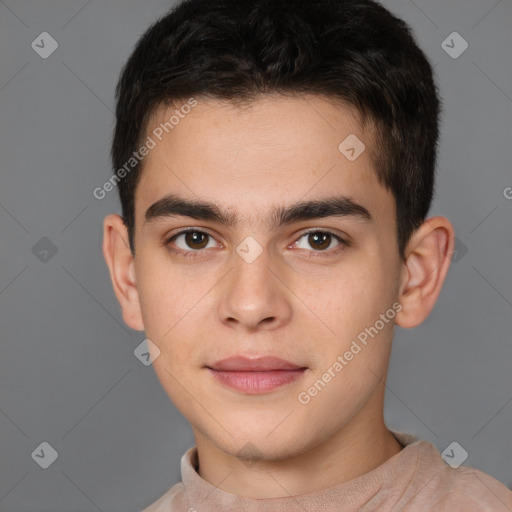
[102,0,512,510]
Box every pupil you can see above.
[186,232,208,249]
[309,232,330,250]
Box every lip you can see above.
[206,356,307,394]
[208,356,304,372]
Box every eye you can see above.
[164,229,219,258]
[293,230,346,253]
[164,228,348,260]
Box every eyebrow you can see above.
[144,193,372,230]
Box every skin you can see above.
[103,94,455,498]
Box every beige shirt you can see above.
[142,432,512,511]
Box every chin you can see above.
[203,423,312,463]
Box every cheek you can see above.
[346,250,399,311]
[136,253,206,339]
[296,261,390,331]
[294,255,398,371]
[135,253,220,380]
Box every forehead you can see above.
[135,94,393,229]
[147,94,365,159]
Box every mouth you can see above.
[206,356,308,394]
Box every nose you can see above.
[216,246,293,332]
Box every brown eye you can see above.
[293,230,346,253]
[167,230,217,253]
[307,232,332,250]
[184,231,209,249]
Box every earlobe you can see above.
[395,216,455,328]
[102,214,145,331]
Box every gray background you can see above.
[0,0,511,510]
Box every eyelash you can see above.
[163,228,349,260]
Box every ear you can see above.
[395,216,455,328]
[102,214,145,331]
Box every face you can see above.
[130,95,404,461]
